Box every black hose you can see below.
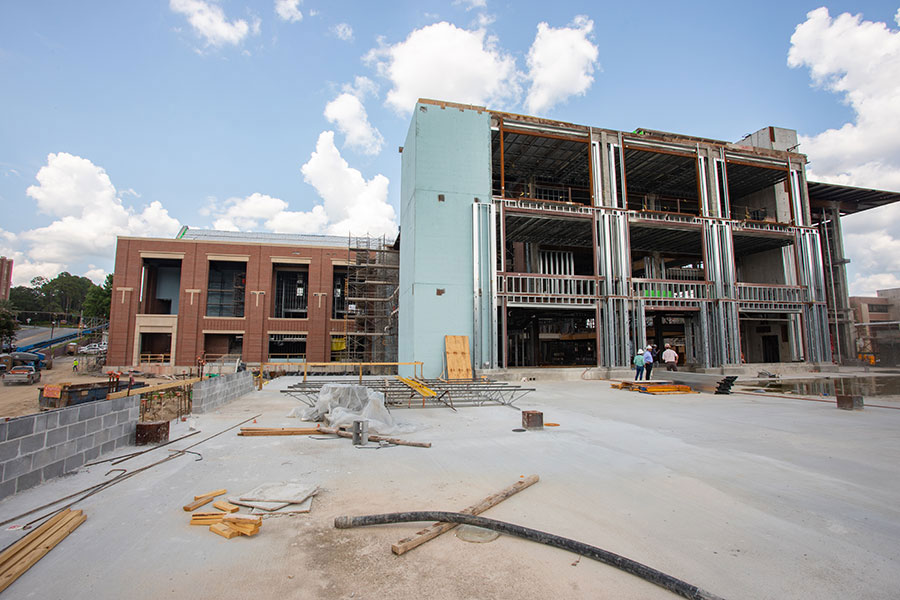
[334,511,724,600]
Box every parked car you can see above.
[3,365,41,385]
[79,343,103,355]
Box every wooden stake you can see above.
[391,475,539,556]
[193,488,227,501]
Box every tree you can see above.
[0,306,19,351]
[41,272,94,314]
[8,286,43,312]
[83,274,113,319]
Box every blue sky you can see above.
[1,1,899,295]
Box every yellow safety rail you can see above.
[395,376,437,398]
[260,361,425,383]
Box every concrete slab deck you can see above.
[1,377,898,599]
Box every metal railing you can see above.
[139,353,171,364]
[631,279,710,304]
[736,283,806,309]
[498,273,599,305]
[498,197,594,216]
[628,210,703,225]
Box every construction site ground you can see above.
[0,356,116,418]
[1,377,898,599]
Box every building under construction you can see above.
[398,99,900,377]
[107,229,398,369]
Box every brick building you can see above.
[849,289,900,366]
[107,229,397,368]
[0,256,12,302]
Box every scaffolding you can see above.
[338,234,399,371]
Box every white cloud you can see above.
[301,131,396,237]
[274,0,302,23]
[788,7,900,190]
[170,0,254,47]
[365,21,522,114]
[453,0,486,9]
[332,23,353,41]
[525,15,598,115]
[84,266,107,284]
[788,8,900,297]
[205,134,396,237]
[324,93,384,155]
[20,152,180,268]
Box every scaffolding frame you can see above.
[339,234,399,371]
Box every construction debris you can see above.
[0,509,86,593]
[183,488,227,512]
[227,481,319,514]
[238,427,321,436]
[318,425,431,448]
[612,381,698,395]
[212,501,240,513]
[189,512,226,526]
[392,475,539,555]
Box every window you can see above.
[868,304,890,313]
[273,268,308,318]
[206,261,246,317]
[333,267,348,319]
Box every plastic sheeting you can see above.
[299,384,397,434]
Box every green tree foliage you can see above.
[8,272,106,317]
[83,274,113,318]
[0,306,19,350]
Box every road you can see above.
[13,326,81,348]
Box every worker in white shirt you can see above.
[663,344,678,371]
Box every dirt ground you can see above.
[1,356,125,418]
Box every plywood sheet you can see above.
[445,335,472,380]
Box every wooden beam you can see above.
[318,426,432,449]
[193,488,227,501]
[391,475,540,555]
[0,510,86,593]
[107,377,202,400]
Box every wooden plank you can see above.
[212,501,239,513]
[444,335,473,380]
[223,522,260,536]
[193,488,227,501]
[107,377,202,400]
[223,514,263,525]
[0,510,86,593]
[209,523,240,539]
[237,428,320,436]
[0,510,71,571]
[183,497,215,512]
[391,474,540,556]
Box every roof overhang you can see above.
[807,181,900,216]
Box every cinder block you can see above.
[112,398,128,412]
[116,410,132,425]
[76,435,93,453]
[95,429,110,444]
[0,422,7,443]
[78,404,97,421]
[58,440,77,459]
[43,459,66,480]
[7,417,35,440]
[32,446,58,470]
[34,412,59,432]
[67,421,87,440]
[95,402,113,416]
[85,417,102,435]
[16,469,42,493]
[83,446,101,462]
[64,452,85,473]
[4,454,34,480]
[0,478,15,501]
[46,426,67,447]
[102,414,117,429]
[20,432,47,454]
[127,407,139,420]
[115,435,132,449]
[100,440,116,455]
[0,439,19,462]
[58,408,78,426]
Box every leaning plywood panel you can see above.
[445,335,472,380]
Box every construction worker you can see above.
[72,358,78,372]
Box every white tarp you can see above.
[299,384,397,434]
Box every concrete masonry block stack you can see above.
[0,397,139,501]
[192,371,254,414]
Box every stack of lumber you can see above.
[238,427,320,436]
[0,509,86,593]
[634,384,696,395]
[183,488,263,540]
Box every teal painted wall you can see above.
[398,103,492,377]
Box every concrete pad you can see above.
[0,377,898,599]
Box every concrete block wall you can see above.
[192,371,254,413]
[0,397,139,501]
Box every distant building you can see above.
[850,289,900,366]
[397,99,900,376]
[0,256,12,302]
[107,229,397,369]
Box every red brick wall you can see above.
[108,237,356,366]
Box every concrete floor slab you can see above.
[1,378,898,599]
